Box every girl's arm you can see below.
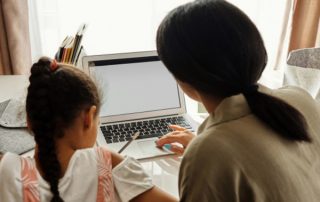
[130,186,178,202]
[110,150,124,168]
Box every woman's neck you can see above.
[199,93,223,113]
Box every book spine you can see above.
[71,34,81,63]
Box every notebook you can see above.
[82,51,199,159]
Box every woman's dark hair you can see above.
[26,58,100,202]
[156,0,311,142]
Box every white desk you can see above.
[0,75,204,198]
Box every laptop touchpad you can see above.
[137,140,171,156]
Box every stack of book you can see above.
[55,23,87,67]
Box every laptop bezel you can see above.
[82,50,187,124]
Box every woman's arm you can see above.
[130,186,178,202]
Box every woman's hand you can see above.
[156,125,195,155]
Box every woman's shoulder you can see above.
[260,84,314,101]
[276,85,314,98]
[273,86,320,113]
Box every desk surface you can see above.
[0,75,204,198]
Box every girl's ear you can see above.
[84,105,97,129]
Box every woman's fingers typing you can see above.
[156,133,187,147]
[170,144,184,155]
[169,124,186,131]
[156,124,195,154]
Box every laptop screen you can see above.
[89,56,181,117]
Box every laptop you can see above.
[82,51,199,159]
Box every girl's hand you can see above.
[156,125,195,155]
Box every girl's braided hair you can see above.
[26,57,100,202]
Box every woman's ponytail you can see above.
[244,91,311,142]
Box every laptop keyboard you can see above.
[100,116,193,144]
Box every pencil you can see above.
[118,132,140,154]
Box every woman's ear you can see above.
[176,80,202,102]
[84,105,97,129]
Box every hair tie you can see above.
[242,84,258,95]
[50,59,58,72]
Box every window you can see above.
[29,0,292,113]
[228,0,292,89]
[29,0,193,60]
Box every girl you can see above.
[0,58,177,202]
[156,0,320,201]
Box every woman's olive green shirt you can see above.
[179,86,320,202]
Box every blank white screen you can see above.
[93,61,181,117]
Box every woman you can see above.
[156,0,320,201]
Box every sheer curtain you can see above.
[28,0,294,112]
[29,0,193,61]
[228,0,294,89]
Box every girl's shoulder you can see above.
[0,152,23,201]
[0,152,22,184]
[75,147,112,162]
[0,152,21,168]
[68,147,113,172]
